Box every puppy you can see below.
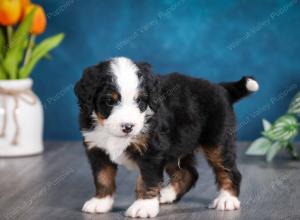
[74,57,259,218]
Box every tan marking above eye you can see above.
[138,91,147,97]
[111,92,118,101]
[135,92,147,102]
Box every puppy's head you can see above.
[75,57,157,137]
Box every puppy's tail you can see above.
[220,76,259,103]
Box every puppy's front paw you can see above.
[209,190,240,211]
[82,196,114,213]
[125,197,159,218]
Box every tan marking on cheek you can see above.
[96,113,106,126]
[128,134,149,155]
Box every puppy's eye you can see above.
[104,94,118,106]
[105,98,116,106]
[136,97,142,104]
[136,96,147,111]
[136,96,146,104]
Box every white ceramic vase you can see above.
[0,78,43,157]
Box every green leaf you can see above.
[19,33,64,78]
[0,28,5,61]
[0,64,7,80]
[0,28,8,79]
[266,141,284,162]
[286,142,299,160]
[288,91,300,116]
[2,9,35,79]
[262,119,272,131]
[262,115,299,142]
[246,137,272,155]
[42,52,52,60]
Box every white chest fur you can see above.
[82,125,137,170]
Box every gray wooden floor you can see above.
[0,142,299,220]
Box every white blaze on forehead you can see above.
[110,57,139,103]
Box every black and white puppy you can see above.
[74,57,259,218]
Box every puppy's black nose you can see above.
[121,123,134,134]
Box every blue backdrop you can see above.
[32,0,300,140]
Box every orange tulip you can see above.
[23,4,46,35]
[20,0,30,19]
[0,0,22,26]
[20,0,30,7]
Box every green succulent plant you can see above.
[246,91,300,162]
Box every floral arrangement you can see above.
[0,0,64,79]
[246,91,300,162]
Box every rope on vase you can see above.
[0,87,37,145]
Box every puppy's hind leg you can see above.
[160,154,199,204]
[202,143,241,211]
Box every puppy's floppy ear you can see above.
[74,62,109,115]
[136,62,152,75]
[74,67,98,115]
[136,62,160,111]
[148,76,160,112]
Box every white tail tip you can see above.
[246,78,259,92]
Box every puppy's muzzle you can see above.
[121,123,135,134]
